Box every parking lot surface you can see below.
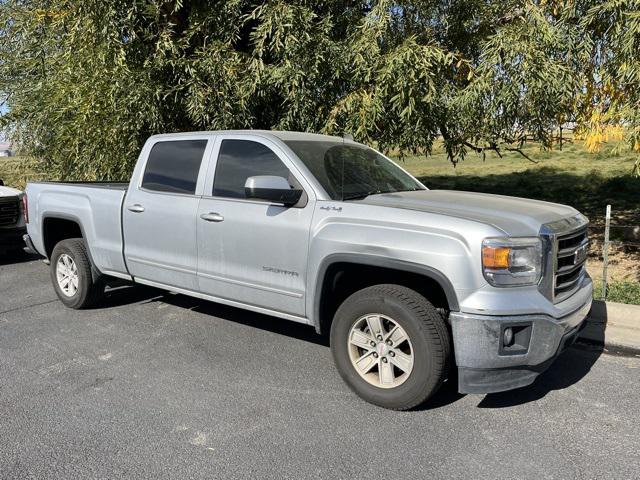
[1,254,639,479]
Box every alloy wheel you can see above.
[56,253,79,297]
[347,314,414,388]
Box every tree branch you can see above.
[464,141,539,164]
[496,9,525,26]
[0,93,12,109]
[505,147,538,163]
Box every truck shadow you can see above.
[0,250,39,266]
[477,303,608,409]
[156,292,469,409]
[99,284,607,411]
[100,283,167,308]
[476,344,604,409]
[100,283,331,346]
[159,291,332,347]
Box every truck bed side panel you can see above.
[27,183,128,276]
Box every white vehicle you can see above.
[0,179,27,253]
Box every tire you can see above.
[330,284,451,410]
[50,238,105,309]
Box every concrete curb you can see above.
[580,300,640,354]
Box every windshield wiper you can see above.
[342,187,423,201]
[342,190,386,201]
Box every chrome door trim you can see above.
[197,271,303,298]
[134,277,311,325]
[126,256,197,275]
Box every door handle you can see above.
[127,204,145,213]
[200,212,224,222]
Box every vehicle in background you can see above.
[0,179,27,255]
[23,131,593,410]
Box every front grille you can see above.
[554,227,588,302]
[0,196,20,227]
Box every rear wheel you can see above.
[50,238,104,309]
[330,284,451,410]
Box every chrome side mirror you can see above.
[244,176,303,206]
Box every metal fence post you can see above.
[601,204,611,301]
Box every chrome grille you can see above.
[0,196,20,227]
[554,227,588,302]
[539,214,590,303]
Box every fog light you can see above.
[503,327,514,347]
[499,323,532,355]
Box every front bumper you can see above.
[450,280,593,394]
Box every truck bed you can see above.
[25,181,129,277]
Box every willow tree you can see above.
[577,0,640,175]
[0,0,638,179]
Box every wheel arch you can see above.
[312,253,459,335]
[42,214,99,280]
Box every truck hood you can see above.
[0,185,22,197]
[359,190,579,236]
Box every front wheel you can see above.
[50,238,104,309]
[330,284,451,410]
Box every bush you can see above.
[593,280,640,306]
[0,157,47,189]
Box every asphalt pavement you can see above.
[1,253,639,479]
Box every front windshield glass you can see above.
[284,140,425,200]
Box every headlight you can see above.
[482,237,542,287]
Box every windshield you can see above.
[284,140,425,200]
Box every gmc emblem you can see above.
[573,244,588,265]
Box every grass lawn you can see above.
[394,139,639,226]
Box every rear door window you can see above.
[142,140,208,194]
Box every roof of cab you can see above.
[148,130,354,143]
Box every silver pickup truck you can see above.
[24,130,593,410]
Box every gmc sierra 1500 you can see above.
[24,131,592,409]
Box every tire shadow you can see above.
[416,367,466,410]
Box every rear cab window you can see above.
[142,140,208,194]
